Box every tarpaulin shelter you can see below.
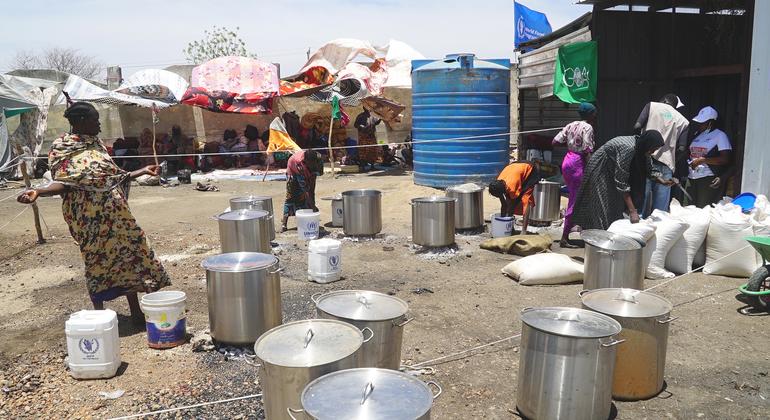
[56,74,173,108]
[117,69,189,104]
[181,56,279,113]
[1,74,60,177]
[0,76,37,118]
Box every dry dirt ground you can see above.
[0,168,768,419]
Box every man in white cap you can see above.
[634,93,689,216]
[686,106,733,207]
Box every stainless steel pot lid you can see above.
[411,196,455,204]
[254,319,363,368]
[580,288,673,318]
[446,183,483,193]
[520,307,621,338]
[216,209,269,221]
[315,290,408,321]
[301,368,434,420]
[230,195,271,204]
[201,252,277,272]
[581,229,641,251]
[342,189,381,197]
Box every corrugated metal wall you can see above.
[518,89,579,166]
[593,9,753,191]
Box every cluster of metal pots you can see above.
[516,226,677,419]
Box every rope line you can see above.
[409,333,522,368]
[107,393,263,420]
[24,127,565,161]
[0,191,22,204]
[0,206,29,231]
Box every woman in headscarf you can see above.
[281,150,324,232]
[571,131,674,231]
[552,102,597,247]
[17,102,170,322]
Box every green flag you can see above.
[553,41,597,104]
[331,95,341,120]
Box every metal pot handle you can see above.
[426,381,443,399]
[268,258,284,274]
[597,249,614,256]
[360,382,375,405]
[361,327,374,343]
[394,317,414,327]
[578,290,590,298]
[304,328,315,348]
[287,408,304,420]
[657,315,678,324]
[310,292,324,305]
[601,338,626,348]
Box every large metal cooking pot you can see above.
[288,368,442,420]
[411,196,456,247]
[445,184,484,230]
[216,209,271,253]
[342,189,382,236]
[230,195,276,240]
[313,290,411,370]
[201,252,282,344]
[529,180,562,222]
[580,288,676,400]
[255,319,371,420]
[517,307,624,420]
[582,230,645,290]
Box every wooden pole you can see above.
[151,108,159,166]
[327,112,336,178]
[14,144,45,244]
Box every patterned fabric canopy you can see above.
[181,56,279,114]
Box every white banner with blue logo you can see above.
[514,1,553,48]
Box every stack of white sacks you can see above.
[610,196,770,279]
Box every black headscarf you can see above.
[629,130,665,201]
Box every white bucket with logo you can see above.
[65,309,121,379]
[140,291,187,349]
[296,209,320,240]
[308,238,342,283]
[491,213,514,237]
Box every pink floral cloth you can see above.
[191,56,279,94]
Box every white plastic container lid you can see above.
[308,238,342,252]
[66,309,117,329]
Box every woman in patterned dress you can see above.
[280,150,324,232]
[17,102,170,322]
[552,102,597,247]
[571,131,673,231]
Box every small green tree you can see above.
[184,26,256,64]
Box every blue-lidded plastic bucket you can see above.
[733,193,757,213]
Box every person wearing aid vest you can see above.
[634,93,689,216]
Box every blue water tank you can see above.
[411,54,511,188]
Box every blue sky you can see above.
[0,0,590,77]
